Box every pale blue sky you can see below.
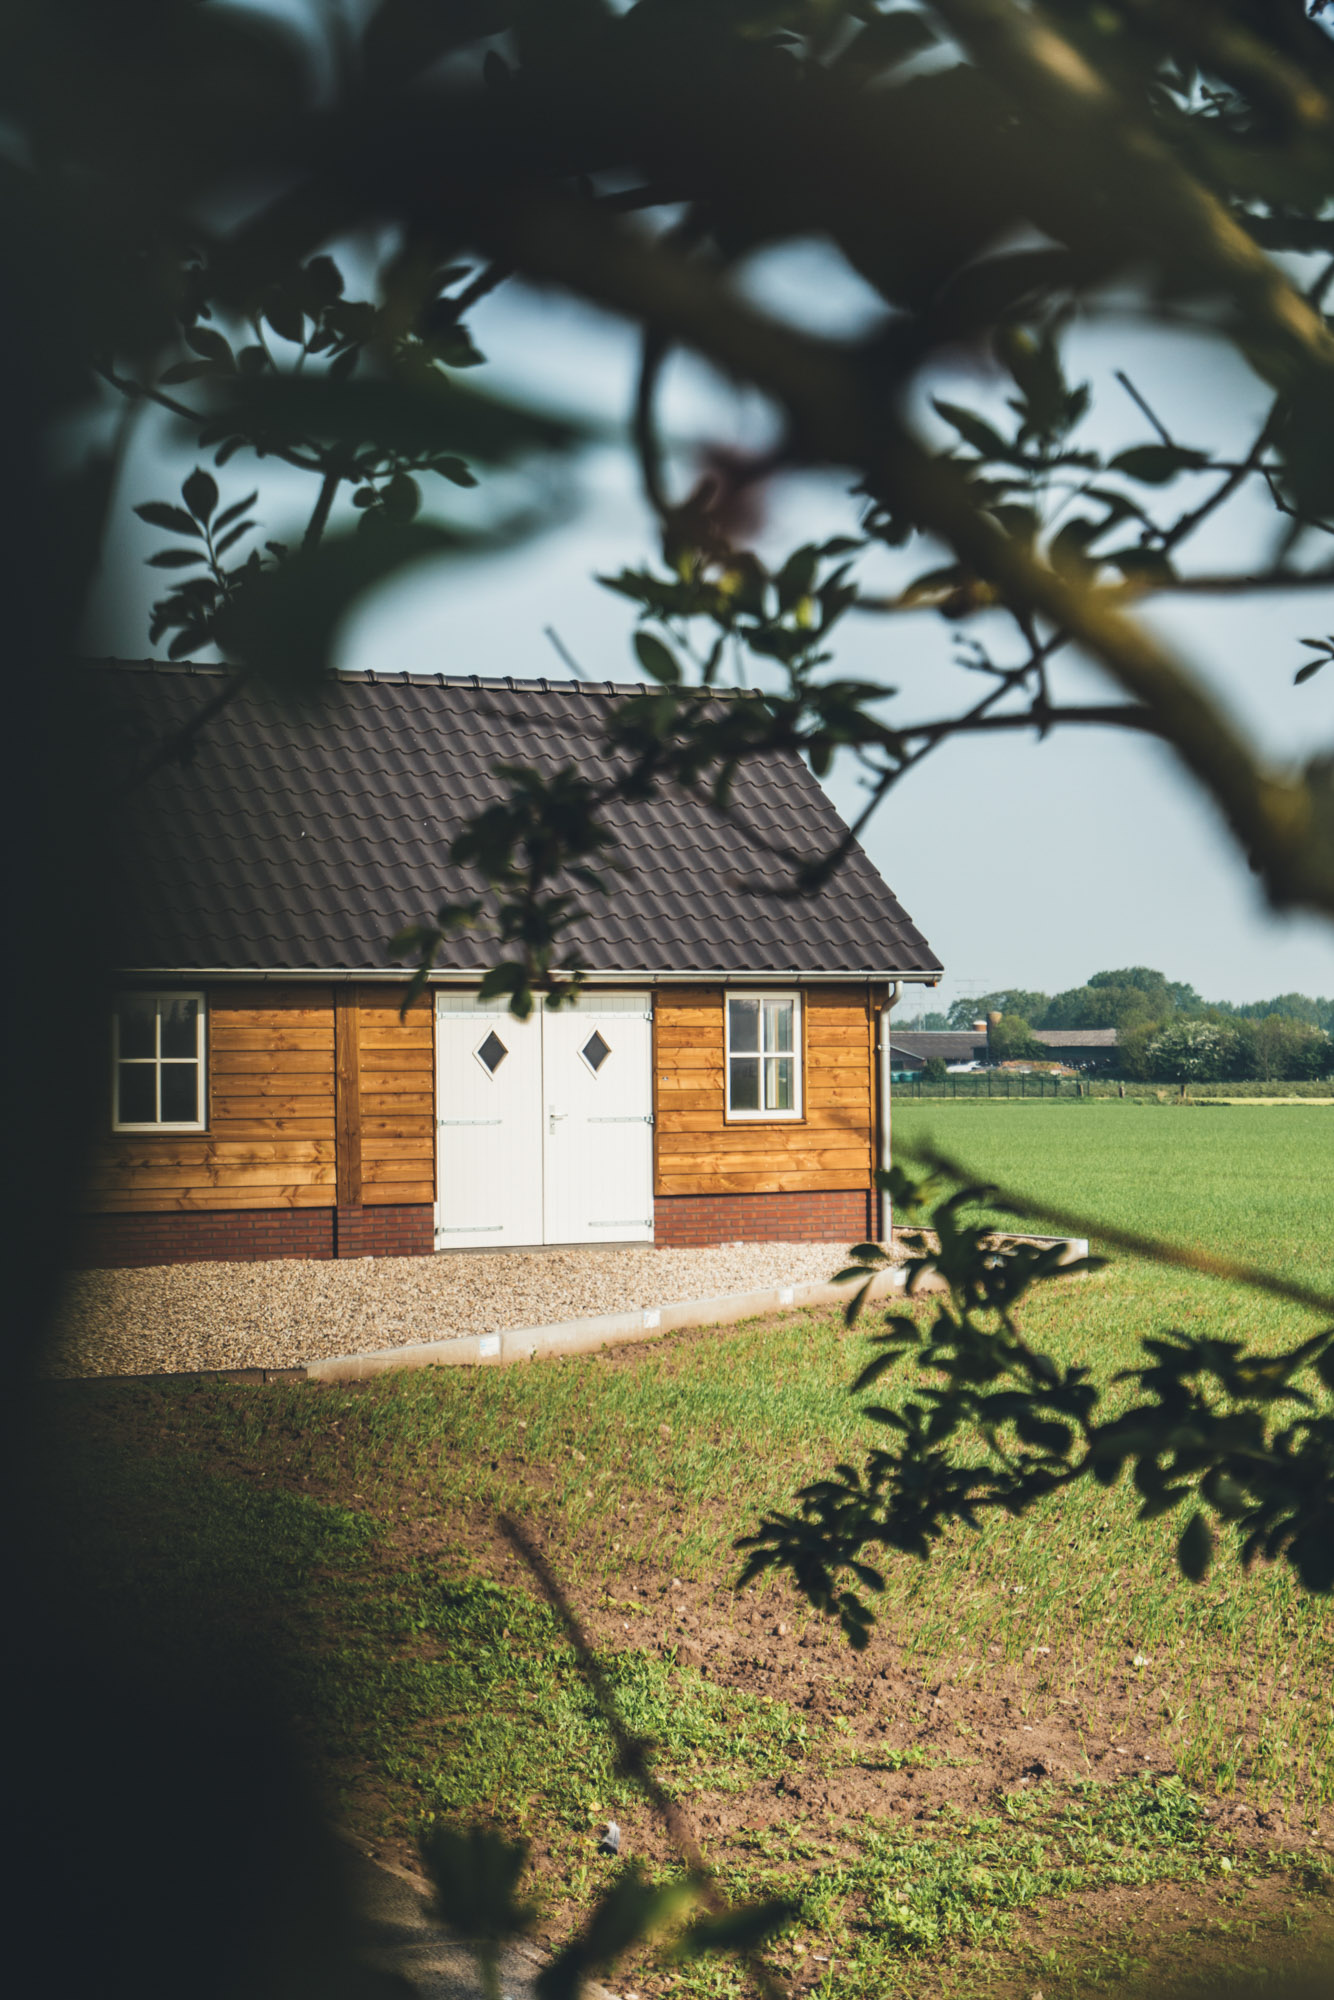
[91,240,1334,1014]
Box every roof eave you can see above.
[114,964,945,985]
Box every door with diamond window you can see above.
[434,999,543,1248]
[541,997,654,1244]
[435,993,653,1247]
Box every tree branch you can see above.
[476,187,1334,918]
[928,0,1334,386]
[902,701,1165,744]
[303,467,342,548]
[853,567,1334,611]
[96,362,326,476]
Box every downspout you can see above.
[877,981,901,1243]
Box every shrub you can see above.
[1250,1015,1334,1081]
[1144,1019,1244,1084]
[988,1014,1044,1063]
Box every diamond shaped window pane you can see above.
[476,1029,508,1075]
[581,1029,612,1074]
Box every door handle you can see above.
[548,1106,568,1135]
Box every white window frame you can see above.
[111,991,207,1132]
[725,990,803,1121]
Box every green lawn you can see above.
[45,1102,1334,1999]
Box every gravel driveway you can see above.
[52,1241,861,1379]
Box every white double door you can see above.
[435,993,654,1249]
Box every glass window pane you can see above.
[117,1063,156,1124]
[160,1063,199,1124]
[729,1057,760,1111]
[117,996,156,1061]
[763,999,794,1053]
[160,997,199,1059]
[728,997,760,1053]
[765,1056,795,1111]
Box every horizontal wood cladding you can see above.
[84,984,436,1215]
[653,986,875,1199]
[354,990,435,1205]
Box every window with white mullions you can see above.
[726,993,801,1118]
[112,993,206,1130]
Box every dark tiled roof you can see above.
[90,664,942,979]
[890,1030,985,1062]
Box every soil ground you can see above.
[50,1320,1334,2000]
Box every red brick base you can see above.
[72,1203,435,1269]
[332,1204,435,1259]
[652,1189,872,1248]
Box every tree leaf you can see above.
[183,324,234,367]
[212,521,256,557]
[214,521,484,697]
[214,374,579,462]
[420,1822,536,1951]
[633,632,681,685]
[1294,656,1328,684]
[147,548,209,568]
[1177,1509,1214,1583]
[538,1868,696,2000]
[265,297,306,345]
[384,471,421,521]
[932,399,1010,461]
[167,626,211,660]
[134,502,203,537]
[182,468,219,525]
[674,1898,796,1959]
[1110,546,1177,585]
[775,543,819,611]
[434,456,478,487]
[1110,445,1210,484]
[302,253,344,304]
[213,490,260,533]
[834,8,937,79]
[1290,1515,1334,1592]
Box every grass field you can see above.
[44,1103,1334,1999]
[892,1099,1334,1292]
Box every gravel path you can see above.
[51,1241,863,1379]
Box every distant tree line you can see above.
[901,968,1334,1082]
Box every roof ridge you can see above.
[75,657,663,696]
[73,658,759,702]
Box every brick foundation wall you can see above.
[653,1189,873,1248]
[72,1203,434,1269]
[332,1204,435,1259]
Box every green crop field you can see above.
[48,1101,1334,1999]
[890,1098,1334,1294]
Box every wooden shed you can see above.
[81,664,941,1266]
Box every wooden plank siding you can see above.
[84,984,437,1213]
[653,986,876,1197]
[353,988,435,1206]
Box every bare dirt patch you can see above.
[55,1349,1334,2000]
